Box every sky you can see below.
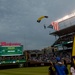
[0,0,75,50]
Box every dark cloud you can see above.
[0,0,75,50]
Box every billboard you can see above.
[0,42,23,56]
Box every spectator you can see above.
[48,61,56,75]
[70,60,75,75]
[54,59,68,75]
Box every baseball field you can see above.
[0,65,71,75]
[0,66,49,75]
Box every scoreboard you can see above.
[0,42,23,56]
[0,42,26,66]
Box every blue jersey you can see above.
[54,64,67,75]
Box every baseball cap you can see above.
[56,57,61,62]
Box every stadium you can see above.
[0,13,75,68]
[0,11,75,75]
[0,17,74,75]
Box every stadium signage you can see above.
[0,42,21,46]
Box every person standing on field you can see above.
[48,61,56,75]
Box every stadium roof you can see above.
[50,25,75,36]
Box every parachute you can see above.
[37,16,48,23]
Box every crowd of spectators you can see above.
[28,50,71,64]
[0,50,71,64]
[0,55,25,61]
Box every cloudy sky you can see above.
[0,0,75,50]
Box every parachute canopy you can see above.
[37,16,48,23]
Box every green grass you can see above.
[0,65,71,75]
[0,66,49,75]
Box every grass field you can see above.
[0,65,71,75]
[0,66,49,75]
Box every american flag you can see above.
[51,21,59,31]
